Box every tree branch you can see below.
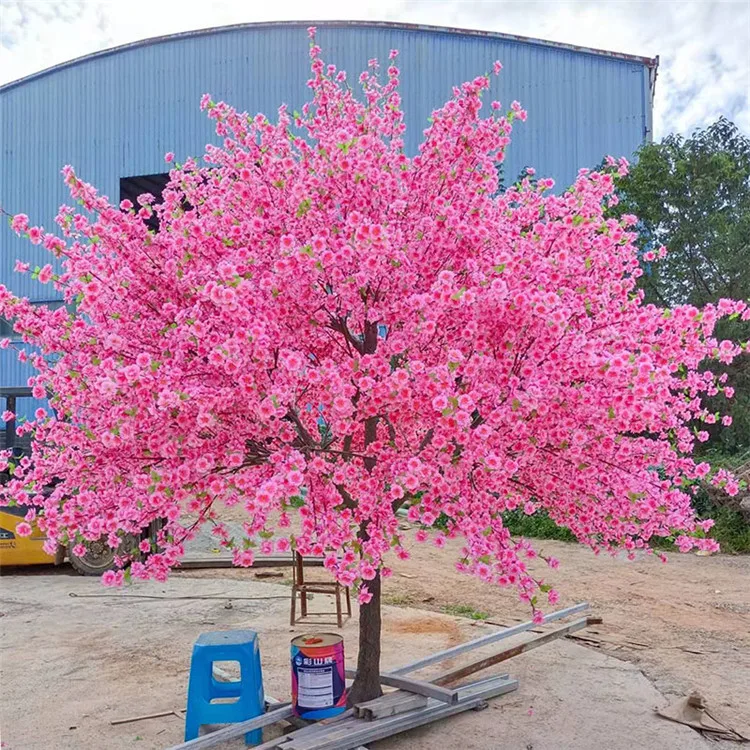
[285,408,317,448]
[334,482,357,510]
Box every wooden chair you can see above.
[290,552,351,628]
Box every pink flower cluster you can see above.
[1,36,746,615]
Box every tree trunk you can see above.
[348,320,383,706]
[347,570,382,705]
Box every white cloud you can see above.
[1,0,748,137]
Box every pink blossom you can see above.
[102,570,123,586]
[165,152,175,163]
[431,394,448,411]
[15,522,32,537]
[358,586,373,605]
[233,549,255,567]
[11,213,29,234]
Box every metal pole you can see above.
[5,395,16,455]
[431,616,596,685]
[389,602,589,676]
[164,703,294,750]
[284,677,519,750]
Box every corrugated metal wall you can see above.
[0,21,652,388]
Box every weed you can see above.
[443,604,490,620]
[384,593,414,607]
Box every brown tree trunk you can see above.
[347,320,383,705]
[347,570,382,705]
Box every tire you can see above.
[68,535,136,576]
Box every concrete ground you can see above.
[0,570,715,750]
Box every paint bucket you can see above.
[291,633,347,719]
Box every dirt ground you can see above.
[387,536,750,735]
[0,569,730,750]
[177,530,750,738]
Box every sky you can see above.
[0,0,748,139]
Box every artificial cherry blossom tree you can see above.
[1,30,746,703]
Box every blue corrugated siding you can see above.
[0,22,650,387]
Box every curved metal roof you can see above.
[0,19,658,93]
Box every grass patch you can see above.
[383,593,414,607]
[443,604,490,620]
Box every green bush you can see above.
[701,506,750,553]
[500,509,576,542]
[433,501,749,553]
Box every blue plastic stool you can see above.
[184,630,265,745]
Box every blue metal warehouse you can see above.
[0,20,657,425]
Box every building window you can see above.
[120,173,170,232]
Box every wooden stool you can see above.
[290,552,351,628]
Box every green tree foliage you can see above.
[613,118,750,454]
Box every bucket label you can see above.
[297,664,334,708]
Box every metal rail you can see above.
[281,676,519,750]
[389,602,589,675]
[165,702,294,750]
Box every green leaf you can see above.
[450,287,466,301]
[289,495,305,509]
[296,198,312,217]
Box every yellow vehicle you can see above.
[1,387,164,574]
[0,504,164,574]
[0,504,55,567]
